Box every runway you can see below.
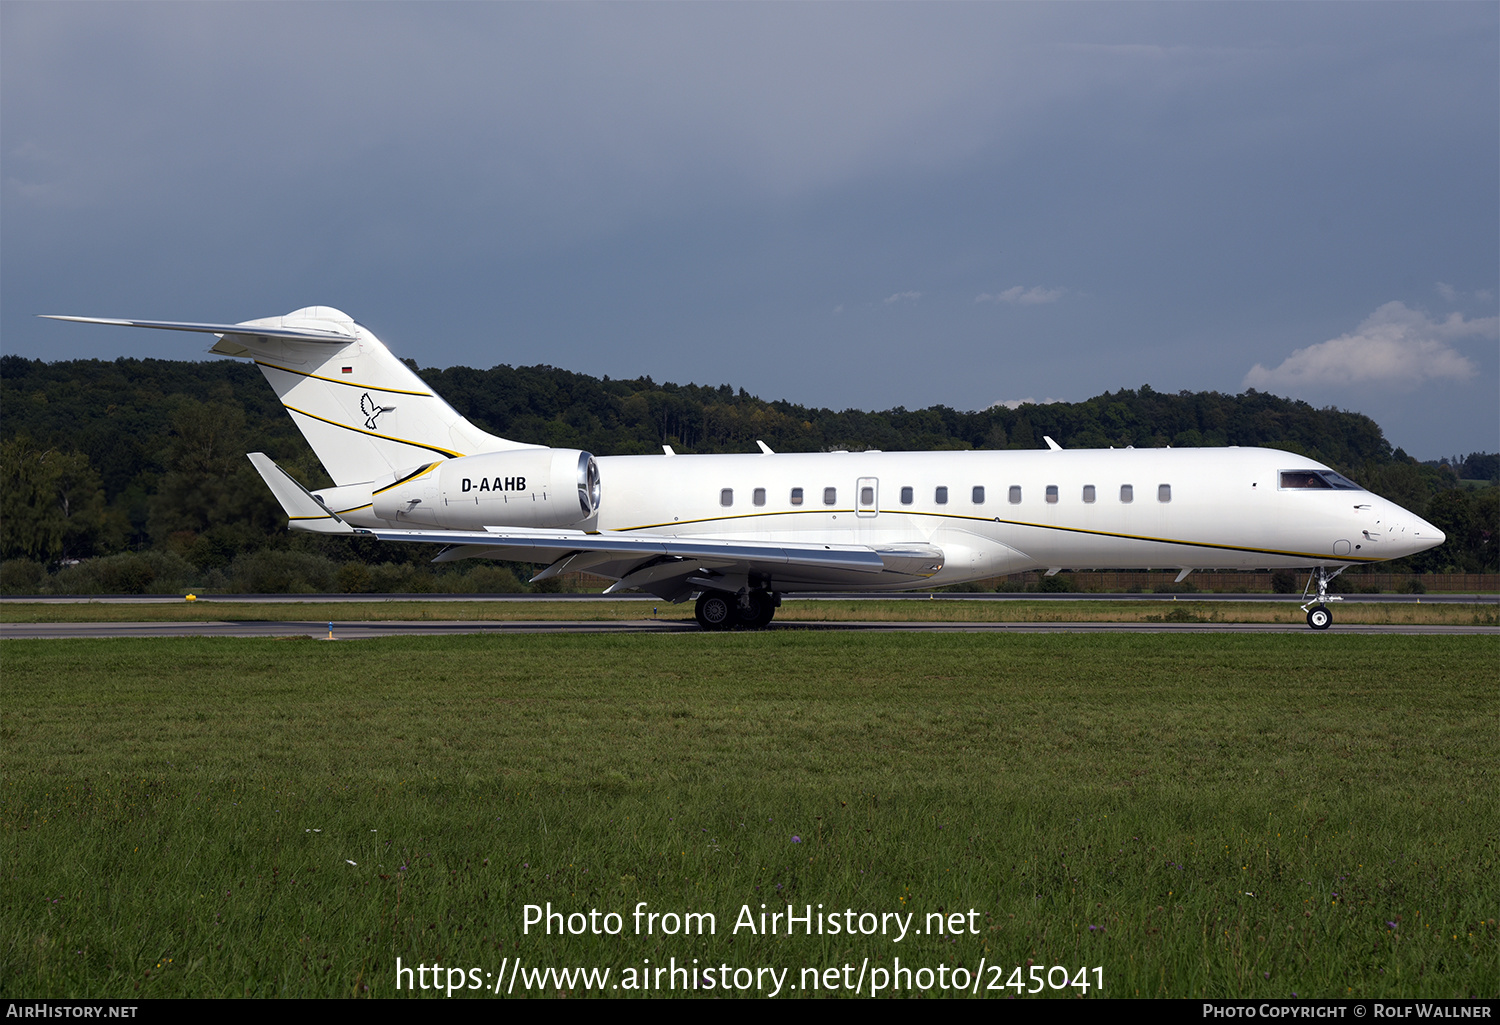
[4,619,1493,638]
[3,592,1493,604]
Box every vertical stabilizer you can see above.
[208,307,537,484]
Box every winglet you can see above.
[247,453,355,533]
[1044,436,1062,451]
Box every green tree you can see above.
[146,400,281,555]
[1,436,113,562]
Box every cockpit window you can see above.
[1280,470,1363,491]
[1318,471,1363,490]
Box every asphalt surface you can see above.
[3,591,1493,604]
[6,593,1493,638]
[4,619,1494,639]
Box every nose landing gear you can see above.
[1299,566,1345,631]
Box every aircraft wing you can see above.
[248,451,943,599]
[369,526,945,601]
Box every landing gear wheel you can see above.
[737,591,776,630]
[695,591,734,631]
[1306,605,1332,630]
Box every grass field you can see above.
[3,597,1496,627]
[2,633,1494,999]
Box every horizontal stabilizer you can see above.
[40,315,356,343]
[247,453,355,533]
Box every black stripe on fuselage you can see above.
[281,404,465,460]
[371,463,441,497]
[256,361,433,397]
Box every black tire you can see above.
[695,591,734,631]
[737,591,776,630]
[1306,605,1332,630]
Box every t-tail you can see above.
[43,306,536,486]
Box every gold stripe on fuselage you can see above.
[371,463,441,496]
[614,508,1381,564]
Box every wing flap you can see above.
[369,526,888,574]
[364,528,945,599]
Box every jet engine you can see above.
[369,449,600,529]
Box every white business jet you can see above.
[44,307,1446,630]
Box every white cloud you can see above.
[883,291,923,304]
[1243,301,1492,391]
[1436,282,1496,304]
[976,285,1064,305]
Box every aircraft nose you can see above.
[1399,513,1445,554]
[1374,502,1445,556]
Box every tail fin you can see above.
[44,307,536,484]
[216,307,537,484]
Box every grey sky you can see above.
[4,2,1495,459]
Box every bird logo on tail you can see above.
[360,393,389,430]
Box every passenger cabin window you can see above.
[935,486,948,505]
[823,487,837,506]
[790,487,804,506]
[1158,484,1171,503]
[1082,485,1096,504]
[1120,484,1134,504]
[900,486,914,505]
[1008,485,1022,504]
[720,488,733,507]
[1046,485,1059,504]
[860,486,875,505]
[753,488,766,507]
[972,486,985,504]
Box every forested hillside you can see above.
[3,353,1494,593]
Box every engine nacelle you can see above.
[371,448,600,529]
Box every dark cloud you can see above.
[4,2,1495,457]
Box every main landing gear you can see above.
[1299,566,1345,631]
[694,589,779,631]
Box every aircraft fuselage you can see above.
[44,305,1448,621]
[327,445,1440,591]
